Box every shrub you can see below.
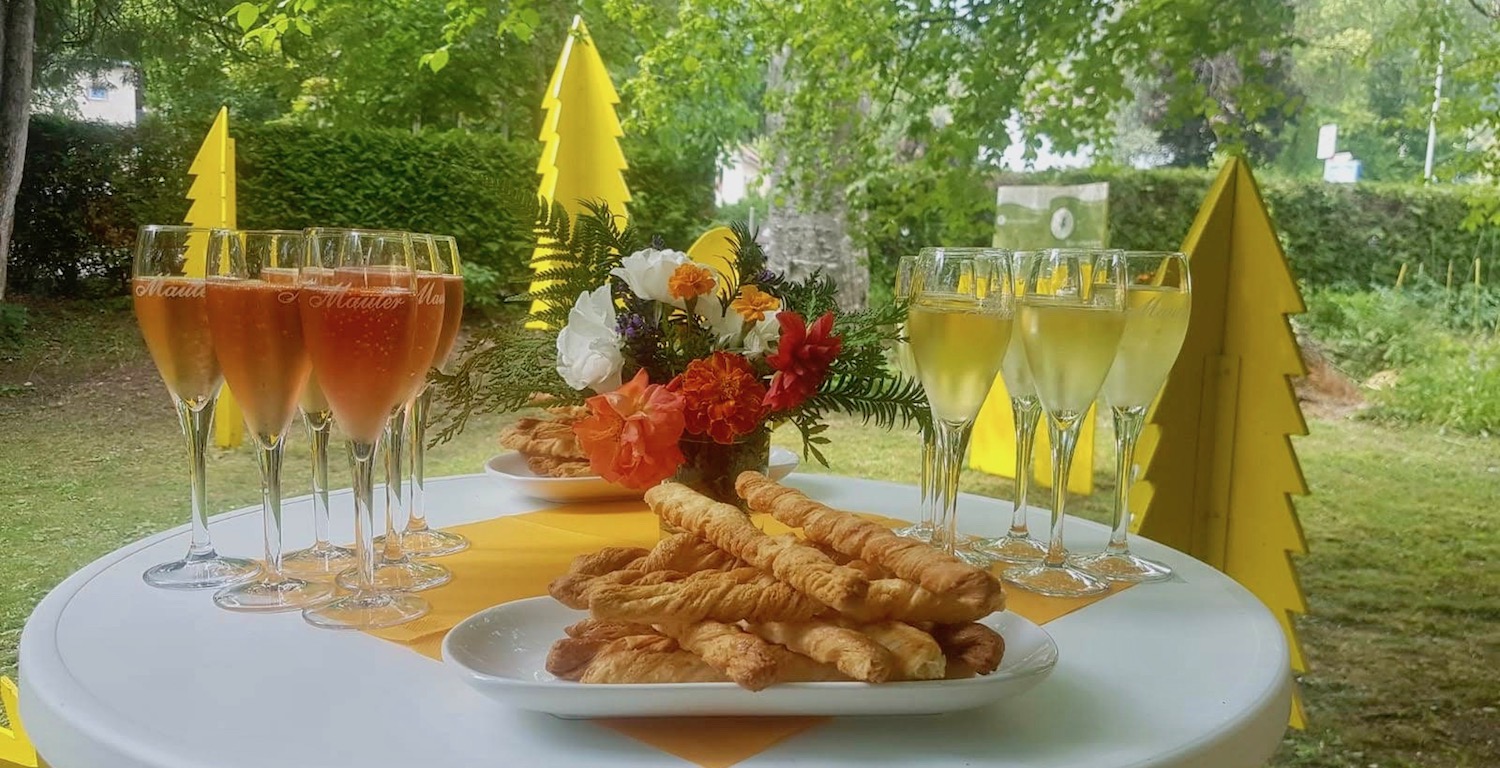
[1371,335,1500,435]
[1300,287,1444,380]
[858,165,1500,302]
[9,116,716,310]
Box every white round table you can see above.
[20,473,1291,767]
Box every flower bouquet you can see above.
[434,200,927,506]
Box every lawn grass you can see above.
[1,299,1496,766]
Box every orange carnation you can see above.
[669,352,769,444]
[730,285,780,322]
[573,369,687,489]
[667,263,717,301]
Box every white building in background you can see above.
[43,66,139,125]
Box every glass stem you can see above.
[918,424,938,529]
[256,439,286,581]
[304,411,333,548]
[1108,406,1147,555]
[1009,396,1042,538]
[932,418,973,555]
[408,390,431,534]
[1043,414,1083,568]
[382,405,410,563]
[177,398,217,559]
[348,438,380,592]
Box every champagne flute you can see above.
[891,254,941,543]
[1073,251,1191,582]
[975,252,1048,563]
[387,234,469,557]
[1003,248,1127,597]
[206,230,336,612]
[279,369,354,580]
[132,225,260,589]
[341,232,452,592]
[906,247,1015,566]
[300,229,430,630]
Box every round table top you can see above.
[20,472,1291,768]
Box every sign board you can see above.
[1323,152,1360,184]
[1316,124,1338,160]
[971,182,1110,494]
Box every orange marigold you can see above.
[669,352,769,444]
[667,263,717,301]
[730,285,780,322]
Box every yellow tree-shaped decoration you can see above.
[1131,157,1311,727]
[183,107,242,447]
[0,677,37,768]
[526,15,631,328]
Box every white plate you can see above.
[483,447,800,503]
[442,596,1058,718]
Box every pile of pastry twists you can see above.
[544,472,1007,690]
[499,406,592,477]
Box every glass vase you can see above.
[662,428,771,537]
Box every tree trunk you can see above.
[0,0,37,303]
[759,48,869,313]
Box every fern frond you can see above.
[428,323,582,445]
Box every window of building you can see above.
[87,80,109,101]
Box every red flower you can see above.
[764,311,842,412]
[573,369,687,489]
[669,351,769,444]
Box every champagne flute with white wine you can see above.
[1003,249,1127,597]
[1073,251,1191,582]
[975,251,1048,563]
[906,248,1014,565]
[892,254,940,543]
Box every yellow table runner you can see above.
[367,502,1132,768]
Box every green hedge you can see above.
[15,117,1497,306]
[861,166,1500,298]
[8,116,716,307]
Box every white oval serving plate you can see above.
[483,446,800,503]
[442,596,1058,718]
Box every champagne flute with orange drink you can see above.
[396,234,469,557]
[343,232,452,592]
[205,230,335,612]
[300,229,430,630]
[131,225,260,590]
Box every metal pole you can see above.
[1424,39,1446,182]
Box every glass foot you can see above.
[143,552,261,590]
[952,545,995,568]
[303,591,430,630]
[893,522,934,542]
[212,576,336,613]
[281,543,355,582]
[336,559,452,592]
[1002,562,1110,598]
[1072,551,1173,583]
[974,534,1047,564]
[383,528,469,557]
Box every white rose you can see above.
[555,287,624,393]
[611,248,690,307]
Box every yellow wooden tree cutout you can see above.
[1130,157,1311,728]
[526,15,631,328]
[183,107,242,448]
[0,677,38,768]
